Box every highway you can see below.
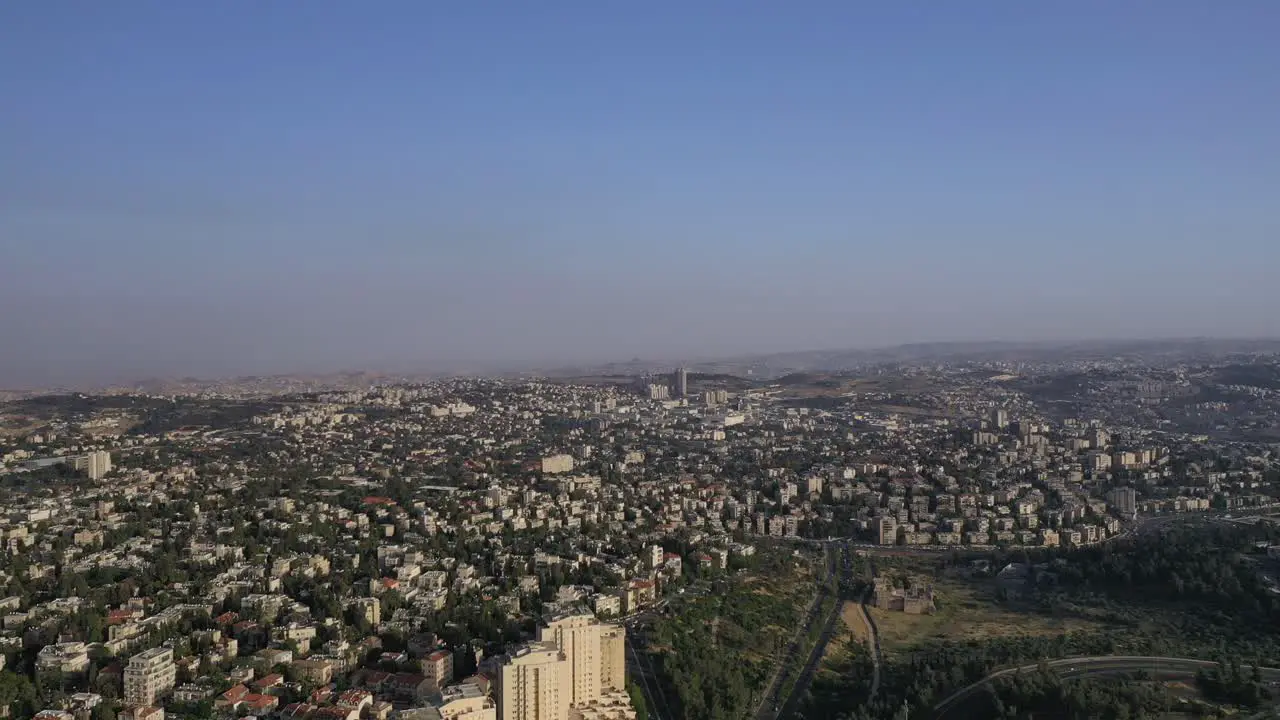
[932,656,1280,720]
[625,622,675,720]
[752,544,839,720]
[775,543,852,720]
[859,560,882,702]
[622,600,675,720]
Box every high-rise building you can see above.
[1089,428,1111,449]
[674,367,688,398]
[646,384,669,401]
[124,647,176,708]
[1106,487,1137,517]
[989,409,1009,430]
[878,516,898,546]
[599,625,626,693]
[805,476,824,496]
[537,614,602,708]
[497,614,631,720]
[497,642,567,720]
[71,451,112,480]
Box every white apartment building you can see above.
[36,642,91,675]
[70,451,112,480]
[124,647,176,707]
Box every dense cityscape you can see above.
[3,341,1280,720]
[8,1,1278,719]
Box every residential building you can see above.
[541,455,575,475]
[497,642,567,720]
[71,451,112,480]
[422,649,453,692]
[124,648,176,708]
[537,614,602,708]
[877,516,897,546]
[599,625,625,693]
[1106,487,1137,517]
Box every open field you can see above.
[842,602,872,646]
[816,601,874,672]
[869,578,1105,658]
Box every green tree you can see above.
[0,670,38,718]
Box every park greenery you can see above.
[801,520,1280,720]
[646,546,815,720]
[975,670,1178,719]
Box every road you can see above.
[625,624,675,720]
[622,601,675,720]
[774,543,853,720]
[858,568,882,702]
[752,544,839,720]
[932,656,1280,720]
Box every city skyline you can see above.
[4,3,1279,387]
[3,334,1280,393]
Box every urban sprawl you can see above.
[2,347,1280,720]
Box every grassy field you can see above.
[868,577,1104,658]
[842,602,872,646]
[815,601,874,676]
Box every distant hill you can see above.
[776,372,824,386]
[688,373,757,391]
[1213,363,1280,390]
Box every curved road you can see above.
[932,656,1280,720]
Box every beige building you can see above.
[598,626,625,693]
[124,647,176,708]
[423,649,454,691]
[540,454,575,475]
[427,682,495,720]
[537,615,601,708]
[645,545,663,571]
[71,451,112,480]
[872,577,934,615]
[499,614,631,720]
[877,516,897,546]
[351,597,380,627]
[498,642,568,720]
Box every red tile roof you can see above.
[243,694,278,710]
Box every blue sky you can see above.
[3,2,1278,385]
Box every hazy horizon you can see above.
[5,3,1279,388]
[5,333,1280,391]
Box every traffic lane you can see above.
[934,657,1280,720]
